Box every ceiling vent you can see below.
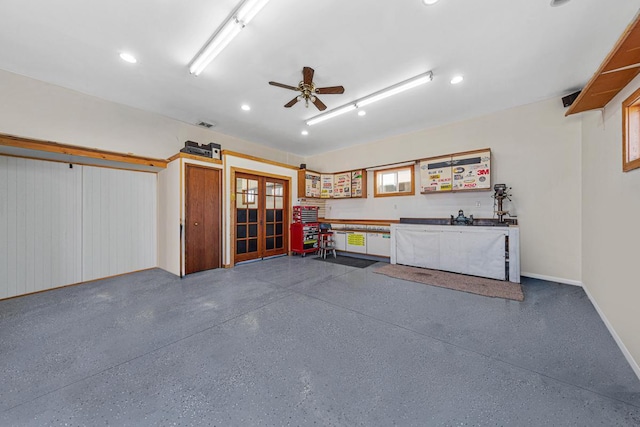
[196,120,216,129]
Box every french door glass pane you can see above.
[266,237,274,250]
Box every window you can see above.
[374,165,415,197]
[623,87,640,172]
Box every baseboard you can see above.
[520,272,583,287]
[581,283,640,381]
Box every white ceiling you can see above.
[1,0,639,157]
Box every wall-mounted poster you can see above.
[419,149,491,193]
[451,151,491,191]
[320,174,334,198]
[351,170,365,197]
[305,171,321,198]
[333,172,351,198]
[419,155,452,192]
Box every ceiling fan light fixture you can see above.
[306,104,357,126]
[357,71,433,108]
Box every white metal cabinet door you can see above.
[333,231,347,251]
[366,232,391,257]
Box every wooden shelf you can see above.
[168,152,222,165]
[567,14,640,115]
[0,133,167,172]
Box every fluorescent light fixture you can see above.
[189,0,271,76]
[305,71,433,126]
[357,71,433,107]
[237,0,271,24]
[306,104,357,126]
[119,52,137,64]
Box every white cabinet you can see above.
[391,224,520,283]
[346,231,367,254]
[395,228,441,269]
[366,232,391,257]
[333,231,347,251]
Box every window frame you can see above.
[622,86,640,172]
[373,164,415,198]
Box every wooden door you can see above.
[185,165,221,274]
[234,173,288,263]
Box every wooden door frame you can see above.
[230,167,291,267]
[184,163,222,274]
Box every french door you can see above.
[234,172,289,264]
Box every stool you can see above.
[318,232,336,259]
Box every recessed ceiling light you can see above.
[301,130,309,136]
[358,110,367,117]
[241,104,251,111]
[450,75,464,85]
[422,0,439,5]
[119,52,137,64]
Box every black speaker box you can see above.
[562,91,581,108]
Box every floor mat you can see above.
[313,255,378,268]
[373,263,524,301]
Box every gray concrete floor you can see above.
[1,256,639,426]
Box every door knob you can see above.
[194,222,199,226]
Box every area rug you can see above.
[313,255,378,269]
[373,263,524,301]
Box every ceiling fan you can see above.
[269,66,345,111]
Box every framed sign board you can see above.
[420,149,491,193]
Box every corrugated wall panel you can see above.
[82,167,157,282]
[0,157,82,299]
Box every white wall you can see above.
[0,69,304,166]
[157,159,181,276]
[306,98,583,284]
[581,73,640,377]
[0,157,82,298]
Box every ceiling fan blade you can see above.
[284,97,299,108]
[312,97,327,111]
[315,86,345,95]
[303,67,314,86]
[269,81,299,91]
